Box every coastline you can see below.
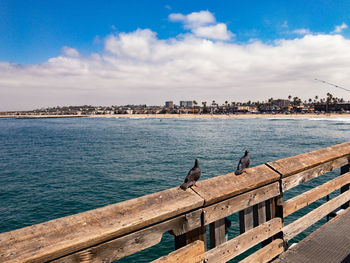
[2,113,350,119]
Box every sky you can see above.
[1,0,350,110]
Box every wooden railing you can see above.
[1,142,350,263]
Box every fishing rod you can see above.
[314,78,350,92]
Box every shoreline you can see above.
[2,113,350,119]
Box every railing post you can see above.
[175,226,207,250]
[239,206,253,233]
[209,218,226,249]
[340,163,349,209]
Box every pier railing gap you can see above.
[1,142,350,263]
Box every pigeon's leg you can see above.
[193,182,198,187]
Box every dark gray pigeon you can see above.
[180,159,201,190]
[235,150,250,175]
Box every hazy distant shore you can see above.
[2,113,350,119]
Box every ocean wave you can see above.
[305,117,350,122]
[266,117,350,122]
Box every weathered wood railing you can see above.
[1,142,350,263]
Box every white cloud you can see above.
[192,23,234,40]
[62,46,80,57]
[2,14,350,111]
[105,29,158,59]
[169,10,215,29]
[169,10,233,41]
[292,28,311,35]
[332,22,348,33]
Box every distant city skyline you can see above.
[1,1,350,111]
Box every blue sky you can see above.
[1,0,350,110]
[2,0,349,64]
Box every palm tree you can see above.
[326,93,333,112]
[268,97,274,106]
[192,100,198,114]
[202,101,207,113]
[293,97,302,106]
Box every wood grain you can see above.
[283,172,350,217]
[193,164,280,206]
[281,157,348,191]
[267,141,350,178]
[0,187,203,263]
[283,189,350,241]
[51,209,202,263]
[209,218,226,249]
[239,238,284,263]
[341,164,350,209]
[151,240,205,263]
[204,218,282,263]
[203,182,280,225]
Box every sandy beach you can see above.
[106,113,350,119]
[2,113,350,119]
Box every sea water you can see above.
[0,116,349,262]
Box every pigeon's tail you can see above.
[180,181,193,190]
[235,169,243,175]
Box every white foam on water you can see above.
[305,117,350,122]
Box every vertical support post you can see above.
[174,226,207,250]
[253,202,267,227]
[209,218,226,249]
[326,195,330,221]
[239,206,253,234]
[341,164,349,209]
[262,198,278,247]
[175,211,207,250]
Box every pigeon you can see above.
[180,159,201,190]
[235,150,250,175]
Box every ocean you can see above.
[0,116,349,262]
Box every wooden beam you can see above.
[51,210,202,263]
[151,240,205,263]
[209,218,226,249]
[255,202,267,226]
[203,182,280,225]
[192,164,280,205]
[204,218,282,263]
[283,189,350,241]
[283,172,350,217]
[341,164,350,209]
[239,207,253,233]
[267,141,350,178]
[239,238,284,263]
[0,187,204,263]
[281,157,348,191]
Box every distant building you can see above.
[314,103,350,112]
[273,99,290,109]
[234,106,258,113]
[165,101,174,108]
[180,101,193,107]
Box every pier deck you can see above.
[275,208,350,263]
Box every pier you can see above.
[0,142,350,262]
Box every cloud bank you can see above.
[1,11,350,111]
